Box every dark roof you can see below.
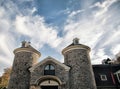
[66,43,90,50]
[92,64,120,87]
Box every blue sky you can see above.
[0,0,120,75]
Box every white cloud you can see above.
[58,0,119,64]
[0,0,119,76]
[103,29,120,47]
[0,1,45,75]
[31,7,37,14]
[0,3,16,73]
[69,9,85,17]
[111,45,120,55]
[15,16,33,36]
[94,0,117,17]
[0,35,11,55]
[14,15,62,49]
[90,0,116,9]
[0,33,15,76]
[91,48,109,64]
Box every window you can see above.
[100,75,107,81]
[44,64,55,75]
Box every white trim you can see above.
[14,47,41,57]
[29,56,70,72]
[114,70,120,74]
[40,80,59,86]
[116,73,120,83]
[35,75,62,85]
[100,75,107,81]
[114,70,120,83]
[62,45,90,55]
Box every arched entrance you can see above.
[36,76,62,89]
[40,80,58,89]
[41,86,58,89]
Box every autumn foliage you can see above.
[0,68,11,89]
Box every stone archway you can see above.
[40,80,59,89]
[35,76,62,89]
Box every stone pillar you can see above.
[62,38,96,89]
[8,41,41,89]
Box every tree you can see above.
[0,68,11,89]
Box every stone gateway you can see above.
[8,38,97,89]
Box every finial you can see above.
[21,41,31,47]
[73,38,79,44]
[21,41,26,47]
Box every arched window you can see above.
[44,64,55,75]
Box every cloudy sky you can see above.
[0,0,120,75]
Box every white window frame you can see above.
[116,73,120,83]
[100,75,107,81]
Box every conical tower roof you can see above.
[62,38,90,55]
[14,41,41,57]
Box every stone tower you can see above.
[62,38,96,89]
[8,41,41,89]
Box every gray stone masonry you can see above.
[63,49,97,89]
[8,41,40,89]
[30,60,69,89]
[8,52,33,89]
[7,39,98,89]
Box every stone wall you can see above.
[64,49,96,89]
[8,52,37,89]
[30,60,69,89]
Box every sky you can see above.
[0,0,120,76]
